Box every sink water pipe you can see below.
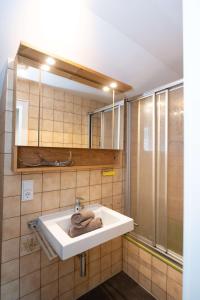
[79,252,87,277]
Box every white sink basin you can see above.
[38,204,133,260]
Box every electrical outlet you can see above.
[22,180,33,201]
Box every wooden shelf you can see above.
[13,146,123,173]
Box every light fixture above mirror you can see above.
[17,42,132,94]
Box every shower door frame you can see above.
[125,79,183,264]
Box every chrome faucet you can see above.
[74,197,84,212]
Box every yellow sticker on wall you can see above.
[102,169,115,176]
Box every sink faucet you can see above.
[74,197,84,212]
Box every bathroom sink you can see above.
[38,204,133,260]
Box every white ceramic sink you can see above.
[38,204,133,260]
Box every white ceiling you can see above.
[0,0,183,97]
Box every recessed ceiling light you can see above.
[46,57,56,66]
[110,82,117,89]
[41,64,50,71]
[103,86,110,92]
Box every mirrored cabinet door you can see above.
[16,63,40,146]
[15,58,125,150]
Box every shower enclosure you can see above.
[127,80,183,263]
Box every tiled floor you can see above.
[78,272,155,300]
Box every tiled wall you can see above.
[0,63,124,300]
[123,238,183,300]
[16,78,105,148]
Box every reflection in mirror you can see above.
[15,58,125,149]
[89,101,124,149]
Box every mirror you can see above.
[15,47,129,150]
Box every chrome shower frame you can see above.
[125,79,184,265]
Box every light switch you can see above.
[22,180,34,201]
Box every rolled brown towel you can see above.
[71,210,95,225]
[73,217,93,229]
[69,217,103,238]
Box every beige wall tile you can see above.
[3,196,20,219]
[61,171,76,189]
[90,184,101,201]
[59,272,74,295]
[43,108,53,120]
[101,267,112,282]
[90,170,102,185]
[77,171,90,187]
[112,248,122,265]
[152,256,167,274]
[20,251,40,277]
[113,168,123,182]
[41,263,58,287]
[167,266,182,286]
[20,289,40,300]
[167,278,182,300]
[75,268,88,286]
[102,174,112,184]
[152,283,166,300]
[102,196,112,208]
[89,246,101,263]
[41,250,58,268]
[1,259,19,285]
[112,261,122,275]
[89,273,101,291]
[3,175,21,197]
[42,96,53,109]
[139,273,151,293]
[1,279,19,300]
[101,241,111,257]
[21,193,42,215]
[74,281,88,299]
[101,253,111,271]
[20,270,40,297]
[112,237,122,251]
[60,188,76,208]
[59,289,74,300]
[2,238,20,263]
[43,172,60,192]
[113,182,123,196]
[2,216,20,240]
[152,267,167,291]
[89,259,100,277]
[139,248,152,264]
[41,280,58,300]
[76,186,89,202]
[102,183,112,198]
[59,257,74,278]
[20,234,40,256]
[42,190,60,211]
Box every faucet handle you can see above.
[75,197,84,204]
[75,197,84,212]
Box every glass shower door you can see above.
[167,86,183,256]
[130,95,155,244]
[129,83,183,259]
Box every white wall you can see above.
[0,0,182,98]
[183,0,200,299]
